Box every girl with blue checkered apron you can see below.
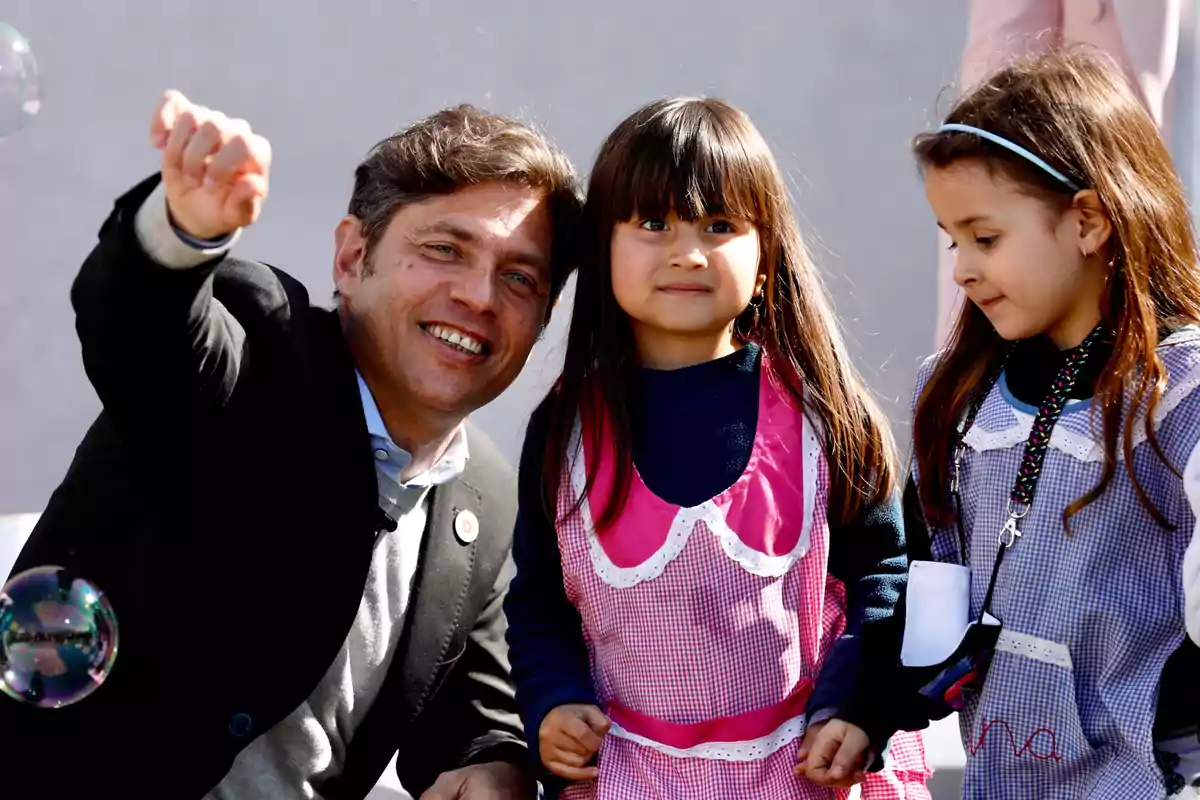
[901,51,1200,799]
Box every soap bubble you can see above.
[0,566,119,708]
[0,24,40,138]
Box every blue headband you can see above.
[936,123,1082,191]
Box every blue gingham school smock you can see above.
[912,328,1200,800]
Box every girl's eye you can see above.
[706,220,737,234]
[976,236,997,248]
[639,219,667,232]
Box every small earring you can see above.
[749,294,762,330]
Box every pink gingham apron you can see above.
[555,366,930,799]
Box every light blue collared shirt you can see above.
[356,371,469,489]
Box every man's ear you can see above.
[333,215,368,293]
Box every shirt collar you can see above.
[356,371,469,488]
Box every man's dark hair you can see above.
[347,104,582,307]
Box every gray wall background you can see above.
[0,0,971,513]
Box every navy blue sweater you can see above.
[505,344,911,785]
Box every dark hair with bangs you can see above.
[540,96,898,531]
[910,52,1200,532]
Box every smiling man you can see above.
[2,91,581,800]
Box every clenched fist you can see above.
[150,89,272,241]
[539,703,610,782]
[794,718,871,788]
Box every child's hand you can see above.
[538,703,611,781]
[794,718,871,788]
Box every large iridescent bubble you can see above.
[0,566,119,708]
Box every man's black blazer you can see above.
[1,174,527,799]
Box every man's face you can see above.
[334,181,555,418]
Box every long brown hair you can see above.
[541,97,897,530]
[912,51,1200,529]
